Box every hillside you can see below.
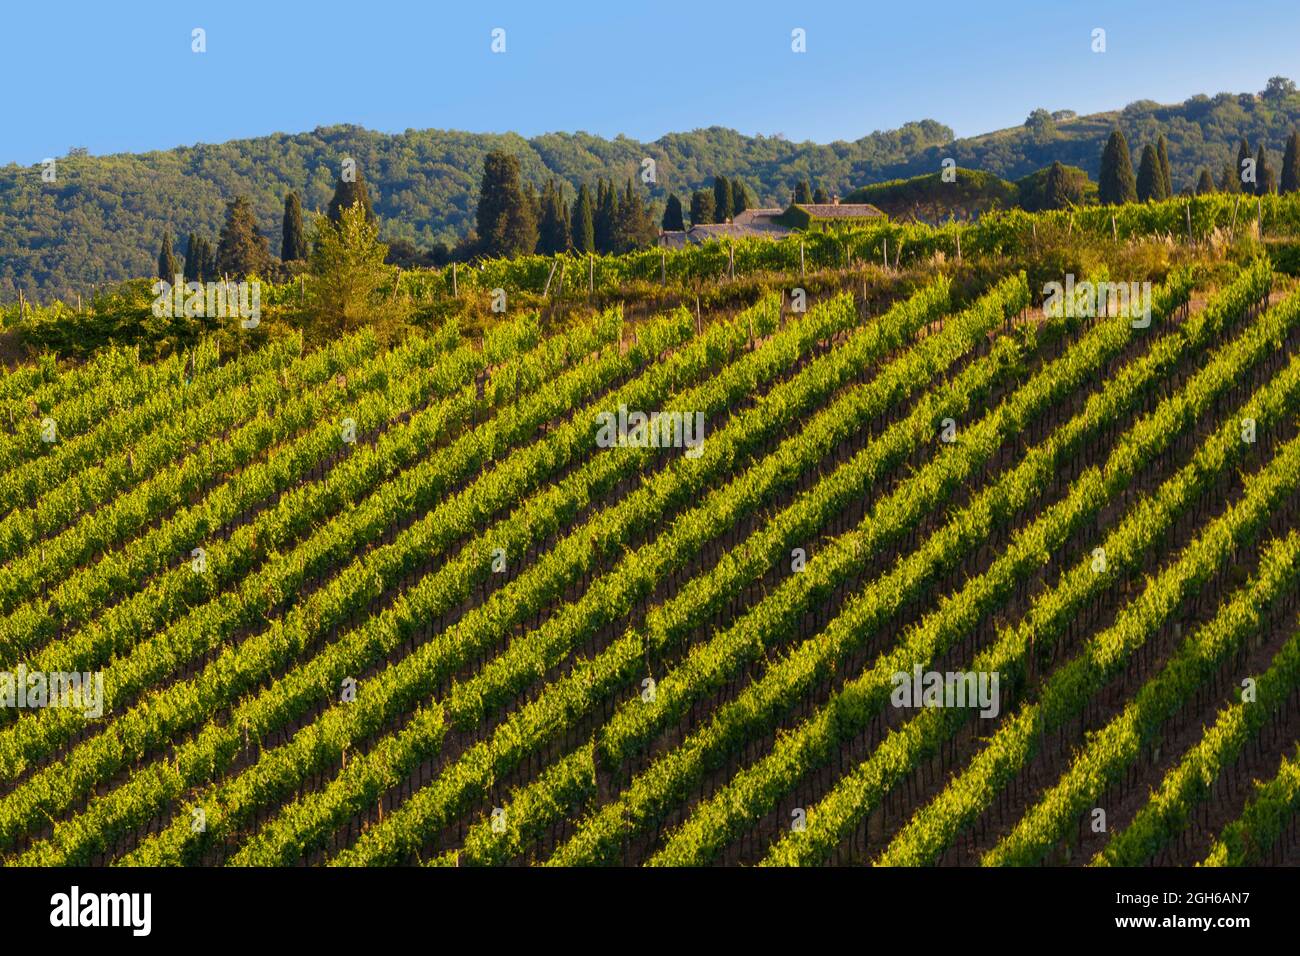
[5,244,1300,870]
[841,166,1097,220]
[3,81,1299,299]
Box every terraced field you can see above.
[2,261,1298,867]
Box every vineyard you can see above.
[3,248,1300,869]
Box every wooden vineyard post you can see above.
[882,237,888,270]
[299,274,305,303]
[800,240,805,278]
[728,242,735,280]
[589,254,594,296]
[452,262,458,297]
[1186,202,1193,246]
[1111,214,1117,241]
[1230,197,1240,238]
[543,260,558,299]
[661,249,666,285]
[955,229,961,263]
[391,267,402,304]
[1258,196,1264,238]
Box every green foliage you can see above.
[1197,168,1217,194]
[1236,138,1253,191]
[613,180,656,254]
[1042,162,1072,210]
[661,193,685,231]
[713,176,733,223]
[281,192,308,261]
[1283,131,1300,194]
[594,180,617,252]
[475,152,537,258]
[215,197,272,279]
[184,234,214,283]
[731,181,749,215]
[1157,134,1173,197]
[306,202,392,336]
[571,184,595,253]
[845,167,1019,219]
[537,180,570,255]
[1256,145,1277,194]
[690,189,714,226]
[1017,163,1094,211]
[1221,159,1242,193]
[8,86,1300,297]
[1024,108,1057,145]
[1099,130,1137,205]
[793,179,813,204]
[1137,143,1166,202]
[327,172,374,225]
[157,229,179,282]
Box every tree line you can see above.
[147,122,1300,284]
[1097,127,1300,204]
[472,151,658,258]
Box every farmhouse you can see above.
[659,199,885,247]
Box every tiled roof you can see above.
[658,217,793,247]
[793,203,885,219]
[731,208,784,226]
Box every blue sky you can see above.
[3,0,1298,165]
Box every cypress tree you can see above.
[1156,135,1173,199]
[731,181,749,215]
[537,180,570,254]
[1098,129,1138,205]
[475,151,537,257]
[793,179,813,204]
[595,179,618,253]
[327,171,375,225]
[1255,145,1276,195]
[713,176,733,223]
[525,182,541,237]
[613,179,656,253]
[1136,144,1165,202]
[186,236,209,283]
[158,228,179,281]
[1043,161,1072,210]
[202,238,217,282]
[1196,168,1217,195]
[215,197,271,278]
[281,192,308,261]
[812,186,829,204]
[1235,138,1253,192]
[183,233,200,282]
[662,193,686,231]
[689,190,715,226]
[1221,160,1241,194]
[1281,131,1300,194]
[571,184,596,253]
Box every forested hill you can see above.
[4,80,1300,299]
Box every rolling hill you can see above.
[2,81,1299,299]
